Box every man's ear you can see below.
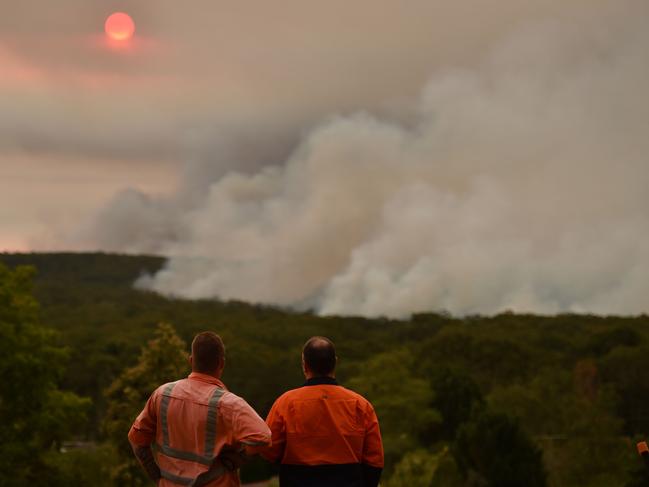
[212,356,225,378]
[301,354,308,375]
[188,355,193,368]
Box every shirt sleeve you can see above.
[231,396,272,454]
[128,390,158,447]
[259,397,286,463]
[362,403,384,468]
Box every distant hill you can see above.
[0,252,165,290]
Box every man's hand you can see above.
[218,444,248,471]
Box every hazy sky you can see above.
[0,0,603,249]
[1,0,647,316]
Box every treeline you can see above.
[1,253,649,486]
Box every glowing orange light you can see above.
[105,12,135,42]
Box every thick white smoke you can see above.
[112,4,648,316]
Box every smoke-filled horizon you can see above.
[3,0,648,317]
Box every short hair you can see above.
[191,332,225,373]
[303,336,336,376]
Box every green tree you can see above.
[418,331,532,390]
[585,327,641,357]
[0,263,90,486]
[385,448,442,487]
[489,366,633,486]
[425,367,485,443]
[453,410,547,487]
[104,322,189,485]
[347,349,440,469]
[599,345,649,435]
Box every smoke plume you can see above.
[83,2,649,316]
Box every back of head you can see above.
[191,332,225,374]
[303,336,336,376]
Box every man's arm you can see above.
[128,391,161,483]
[231,396,272,455]
[361,404,384,487]
[259,397,286,463]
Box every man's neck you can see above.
[192,370,221,379]
[304,376,338,386]
[304,372,335,380]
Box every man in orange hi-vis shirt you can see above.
[128,332,271,486]
[261,336,384,487]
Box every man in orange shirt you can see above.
[262,336,384,487]
[128,332,271,486]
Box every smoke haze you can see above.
[2,0,647,316]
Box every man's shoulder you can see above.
[218,389,242,405]
[271,386,307,405]
[274,384,373,407]
[337,386,375,408]
[152,379,183,396]
[218,389,256,415]
[152,377,217,401]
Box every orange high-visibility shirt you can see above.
[129,372,271,487]
[261,377,384,487]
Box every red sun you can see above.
[105,12,135,42]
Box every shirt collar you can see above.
[303,376,339,387]
[188,371,227,389]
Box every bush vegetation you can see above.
[1,252,648,485]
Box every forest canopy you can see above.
[1,252,648,486]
